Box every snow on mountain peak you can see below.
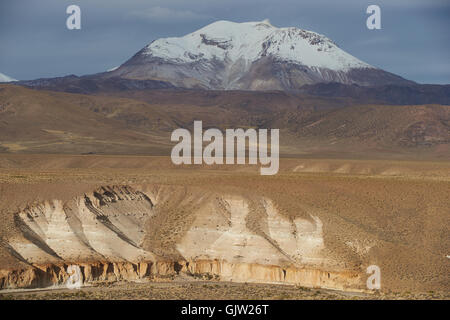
[107,66,119,72]
[143,20,373,71]
[0,72,17,83]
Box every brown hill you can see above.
[0,84,448,159]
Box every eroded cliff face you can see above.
[0,260,362,291]
[0,185,367,291]
[8,186,155,264]
[176,197,330,267]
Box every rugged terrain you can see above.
[1,85,449,159]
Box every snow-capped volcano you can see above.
[0,72,17,83]
[108,20,412,90]
[144,19,371,71]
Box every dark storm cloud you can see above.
[0,0,448,83]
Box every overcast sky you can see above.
[0,0,449,84]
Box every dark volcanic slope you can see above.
[111,53,413,90]
[298,82,450,105]
[16,76,450,106]
[16,75,174,94]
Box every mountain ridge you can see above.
[1,84,448,159]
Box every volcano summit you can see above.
[107,20,412,90]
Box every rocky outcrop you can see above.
[0,185,368,292]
